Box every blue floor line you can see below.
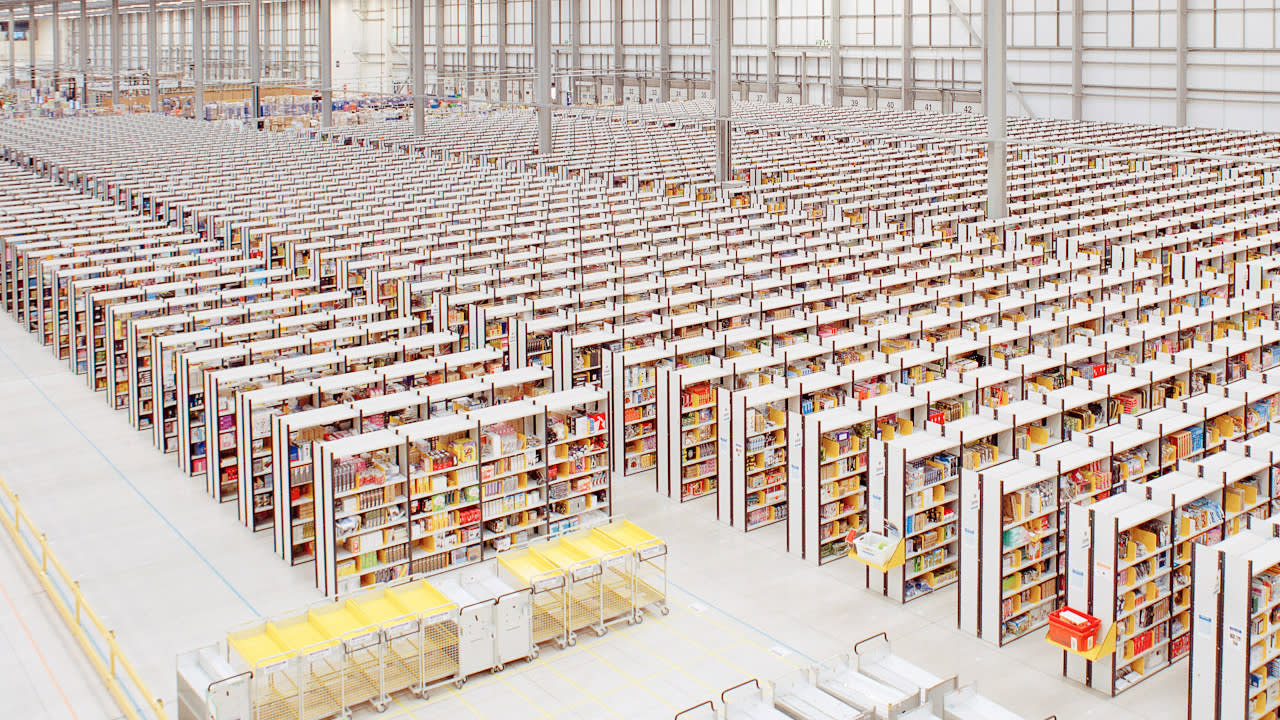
[0,344,261,618]
[666,579,819,664]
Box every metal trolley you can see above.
[224,578,463,719]
[600,520,670,618]
[533,538,608,642]
[564,528,638,627]
[497,549,570,651]
[721,677,869,720]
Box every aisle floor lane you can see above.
[0,313,1177,719]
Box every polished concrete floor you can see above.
[0,313,1183,720]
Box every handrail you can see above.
[0,474,171,720]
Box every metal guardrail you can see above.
[0,473,171,720]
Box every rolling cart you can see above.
[497,548,570,651]
[852,633,955,713]
[599,519,670,617]
[771,669,873,720]
[814,656,923,719]
[564,527,638,627]
[533,538,607,642]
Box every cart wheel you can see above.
[495,663,505,673]
[531,647,540,659]
[373,701,388,713]
[455,678,467,690]
[599,626,609,636]
[635,612,645,624]
[661,606,670,616]
[568,633,577,647]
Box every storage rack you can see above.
[794,405,873,564]
[656,363,731,503]
[722,383,801,533]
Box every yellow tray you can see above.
[533,540,595,570]
[309,603,371,640]
[598,520,658,549]
[348,592,412,626]
[228,625,287,668]
[269,613,333,655]
[389,580,456,615]
[565,530,626,559]
[498,548,561,582]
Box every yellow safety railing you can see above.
[0,474,170,720]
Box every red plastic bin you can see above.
[1048,607,1101,652]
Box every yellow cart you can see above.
[267,613,343,720]
[307,600,380,713]
[498,549,569,652]
[564,528,638,627]
[227,623,298,720]
[346,579,460,703]
[534,539,606,643]
[599,520,670,617]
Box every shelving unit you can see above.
[656,363,731,502]
[959,459,1061,645]
[540,387,611,539]
[793,405,873,564]
[401,415,483,581]
[237,381,318,531]
[314,430,411,597]
[1064,490,1176,696]
[473,401,548,555]
[606,346,672,479]
[1189,531,1280,720]
[722,383,800,533]
[866,425,962,602]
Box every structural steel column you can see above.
[765,0,777,102]
[148,0,159,111]
[319,0,331,125]
[295,0,303,81]
[1071,0,1082,120]
[80,0,89,105]
[8,9,15,92]
[495,0,506,101]
[568,0,580,104]
[901,0,913,110]
[612,0,622,103]
[983,0,1006,220]
[52,0,60,94]
[657,0,669,102]
[28,1,35,88]
[434,0,444,93]
[411,0,424,133]
[111,0,120,104]
[712,0,730,183]
[1175,0,1187,126]
[829,0,840,105]
[194,0,204,118]
[463,0,473,96]
[534,0,550,152]
[249,0,260,119]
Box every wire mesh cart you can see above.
[600,519,669,617]
[533,538,607,643]
[564,527,639,627]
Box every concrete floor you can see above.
[0,312,1183,720]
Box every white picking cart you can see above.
[722,676,870,720]
[814,656,924,719]
[431,574,500,684]
[445,558,540,671]
[852,633,955,713]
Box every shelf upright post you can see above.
[568,0,579,103]
[712,0,731,184]
[829,0,840,105]
[110,0,120,106]
[79,0,89,107]
[463,0,473,97]
[193,0,203,119]
[148,0,159,112]
[534,0,550,154]
[1071,0,1082,121]
[249,0,260,122]
[983,0,1007,220]
[319,0,331,126]
[411,0,424,135]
